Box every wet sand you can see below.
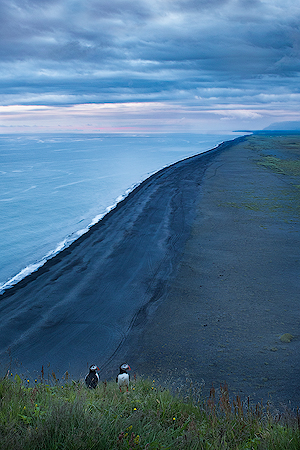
[1,134,299,408]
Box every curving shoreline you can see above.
[0,138,235,376]
[1,134,299,407]
[0,138,235,297]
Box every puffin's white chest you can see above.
[117,373,129,388]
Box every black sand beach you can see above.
[1,134,299,408]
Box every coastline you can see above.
[0,137,236,377]
[1,134,299,408]
[0,132,237,293]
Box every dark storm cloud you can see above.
[0,0,300,114]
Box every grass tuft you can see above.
[0,373,299,449]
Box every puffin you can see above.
[85,364,100,389]
[116,363,131,391]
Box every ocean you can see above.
[0,132,243,293]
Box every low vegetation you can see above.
[257,155,300,177]
[1,371,299,449]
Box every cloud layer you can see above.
[1,0,300,131]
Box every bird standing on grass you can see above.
[85,364,99,389]
[116,363,131,391]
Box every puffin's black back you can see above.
[85,371,98,389]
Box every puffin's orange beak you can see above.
[128,366,131,370]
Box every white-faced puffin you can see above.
[116,363,131,391]
[85,364,99,389]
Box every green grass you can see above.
[216,135,300,219]
[257,156,300,177]
[1,372,299,449]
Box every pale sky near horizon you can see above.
[1,0,300,133]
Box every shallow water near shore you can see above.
[0,132,241,292]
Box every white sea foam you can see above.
[0,181,141,295]
[23,185,37,193]
[0,197,16,202]
[0,260,48,293]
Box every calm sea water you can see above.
[0,132,242,292]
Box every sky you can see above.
[1,0,300,133]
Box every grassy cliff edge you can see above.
[1,372,299,450]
